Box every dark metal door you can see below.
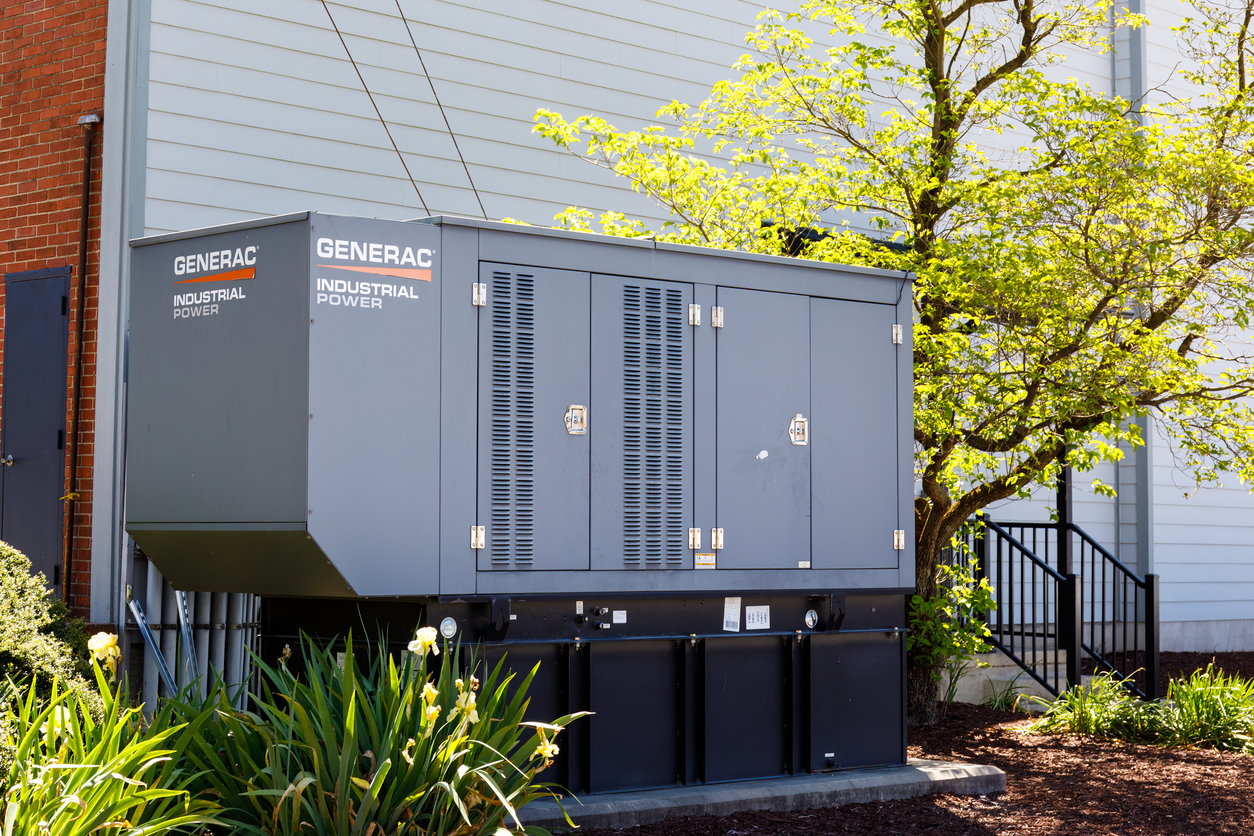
[1,268,70,593]
[715,288,810,569]
[591,275,693,570]
[811,299,899,568]
[477,264,590,571]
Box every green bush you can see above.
[908,550,996,695]
[1028,665,1254,753]
[163,629,583,835]
[1027,671,1162,742]
[1,663,221,835]
[0,541,94,698]
[1161,664,1254,752]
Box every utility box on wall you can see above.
[127,212,914,792]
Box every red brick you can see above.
[2,0,108,618]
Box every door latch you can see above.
[788,414,809,445]
[564,405,588,435]
[1,455,12,467]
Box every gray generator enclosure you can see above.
[128,212,913,598]
[128,213,915,792]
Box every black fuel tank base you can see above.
[260,592,907,795]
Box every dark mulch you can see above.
[577,653,1254,836]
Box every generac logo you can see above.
[173,246,258,284]
[316,237,433,282]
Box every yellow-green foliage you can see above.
[0,541,97,708]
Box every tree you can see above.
[534,0,1254,723]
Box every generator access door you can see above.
[477,264,590,571]
[714,287,811,570]
[590,275,694,571]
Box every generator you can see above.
[127,212,914,792]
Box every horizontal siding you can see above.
[144,0,786,233]
[1151,427,1254,623]
[144,0,1138,235]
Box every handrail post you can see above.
[1061,573,1082,691]
[974,516,989,585]
[1145,573,1161,700]
[1057,452,1072,576]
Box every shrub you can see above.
[1027,671,1162,742]
[908,550,996,700]
[1,663,222,835]
[1161,663,1254,753]
[165,630,584,835]
[0,541,94,699]
[1028,665,1254,753]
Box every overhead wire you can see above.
[320,0,430,215]
[394,0,488,219]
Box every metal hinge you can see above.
[892,323,903,345]
[711,528,724,550]
[689,528,701,550]
[711,306,724,328]
[893,529,906,550]
[472,282,487,306]
[471,526,485,549]
[689,304,701,326]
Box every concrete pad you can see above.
[518,759,1007,831]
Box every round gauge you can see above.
[439,616,458,639]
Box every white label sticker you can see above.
[798,560,811,569]
[695,553,717,569]
[746,605,771,630]
[335,652,346,671]
[575,601,584,615]
[723,597,742,632]
[613,610,627,624]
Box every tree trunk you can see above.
[906,653,940,726]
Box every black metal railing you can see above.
[959,517,1161,699]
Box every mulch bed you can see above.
[577,652,1254,836]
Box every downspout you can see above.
[64,112,101,604]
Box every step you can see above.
[518,759,1007,831]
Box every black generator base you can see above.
[260,592,908,795]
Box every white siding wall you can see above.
[1152,429,1254,649]
[144,0,829,234]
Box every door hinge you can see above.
[892,323,903,345]
[472,282,487,306]
[471,526,485,549]
[689,304,701,326]
[711,528,724,550]
[893,529,906,550]
[710,306,724,328]
[689,528,701,550]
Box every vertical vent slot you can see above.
[622,285,688,568]
[489,271,536,568]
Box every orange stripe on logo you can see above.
[175,268,256,284]
[318,264,432,282]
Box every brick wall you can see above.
[1,0,108,617]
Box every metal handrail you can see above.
[969,517,1160,700]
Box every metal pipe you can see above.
[194,590,211,695]
[210,592,227,685]
[143,565,164,707]
[224,593,242,692]
[63,113,101,603]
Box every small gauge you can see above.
[804,609,819,629]
[439,617,458,639]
